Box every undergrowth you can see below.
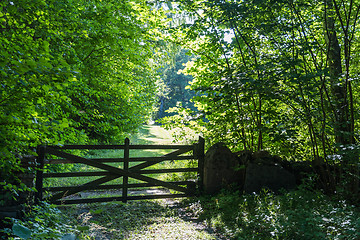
[5,125,359,239]
[183,187,360,240]
[3,188,360,239]
[2,202,79,239]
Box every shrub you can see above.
[186,188,360,239]
[2,202,78,240]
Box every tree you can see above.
[155,48,196,120]
[0,0,167,205]
[164,0,360,194]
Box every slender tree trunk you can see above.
[324,0,350,146]
[324,0,358,195]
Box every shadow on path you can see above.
[60,197,223,240]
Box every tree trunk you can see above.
[324,0,358,196]
[324,0,350,146]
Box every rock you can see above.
[253,150,271,161]
[234,150,253,165]
[0,205,24,220]
[203,142,242,194]
[244,163,296,193]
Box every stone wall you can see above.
[203,142,244,194]
[203,143,302,194]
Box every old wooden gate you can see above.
[35,137,204,205]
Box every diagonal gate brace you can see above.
[46,147,191,201]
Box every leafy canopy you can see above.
[0,0,168,204]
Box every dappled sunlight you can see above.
[183,189,360,239]
[60,200,216,240]
[130,125,175,145]
[127,218,215,240]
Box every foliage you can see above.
[2,202,78,239]
[154,48,197,120]
[0,0,167,204]
[168,0,359,152]
[184,188,360,239]
[162,0,360,194]
[159,106,207,144]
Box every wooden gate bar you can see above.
[44,172,110,178]
[45,148,190,194]
[48,145,126,150]
[129,145,193,150]
[43,147,194,202]
[45,181,194,192]
[130,148,191,171]
[44,168,197,178]
[127,155,193,162]
[37,137,204,204]
[52,193,188,205]
[48,175,120,202]
[122,138,130,203]
[49,144,193,150]
[45,155,193,165]
[35,145,46,203]
[133,168,198,174]
[197,136,205,192]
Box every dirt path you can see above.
[58,125,224,239]
[60,197,224,240]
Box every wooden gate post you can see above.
[122,138,130,203]
[197,136,205,193]
[35,145,45,203]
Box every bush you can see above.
[186,188,360,239]
[2,202,78,240]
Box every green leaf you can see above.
[12,223,31,239]
[76,225,90,231]
[61,233,77,240]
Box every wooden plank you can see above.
[46,148,191,169]
[134,168,198,174]
[44,171,109,178]
[49,144,192,150]
[128,155,194,162]
[45,181,195,192]
[122,138,130,203]
[130,148,191,171]
[45,155,194,165]
[129,145,192,150]
[52,194,188,205]
[44,147,194,202]
[43,156,196,178]
[46,148,190,194]
[48,175,120,202]
[43,168,198,178]
[35,146,46,202]
[41,140,201,204]
[49,145,126,150]
[46,157,124,164]
[197,136,205,192]
[43,167,200,177]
